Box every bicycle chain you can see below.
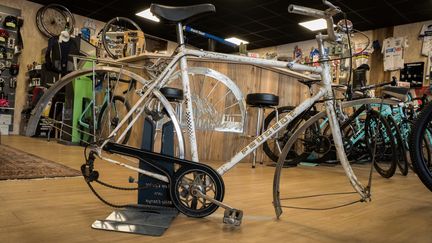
[82,143,225,214]
[82,152,153,208]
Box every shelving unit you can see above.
[0,5,21,135]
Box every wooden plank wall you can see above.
[118,57,309,163]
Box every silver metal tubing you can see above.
[251,107,264,168]
[70,55,147,70]
[288,5,326,19]
[184,49,322,75]
[176,22,200,162]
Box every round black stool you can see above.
[159,87,184,120]
[246,93,279,168]
[160,87,183,102]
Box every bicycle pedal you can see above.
[223,208,243,226]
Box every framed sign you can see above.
[400,62,424,88]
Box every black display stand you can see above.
[92,117,178,236]
[0,5,21,135]
[138,118,175,206]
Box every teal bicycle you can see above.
[78,73,134,145]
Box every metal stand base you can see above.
[92,206,178,236]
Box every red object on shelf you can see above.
[0,99,9,107]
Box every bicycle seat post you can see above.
[175,21,200,162]
[176,22,185,46]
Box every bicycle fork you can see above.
[321,67,370,201]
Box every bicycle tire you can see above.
[37,4,75,38]
[101,17,144,59]
[36,7,50,38]
[262,106,296,162]
[365,110,397,178]
[98,95,132,144]
[399,119,416,172]
[262,106,321,164]
[386,115,409,176]
[409,102,432,191]
[321,105,368,163]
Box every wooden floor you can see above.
[1,136,432,243]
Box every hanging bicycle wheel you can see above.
[101,17,145,59]
[166,67,246,134]
[36,4,75,38]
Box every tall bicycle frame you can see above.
[96,2,369,202]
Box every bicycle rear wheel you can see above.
[410,102,432,191]
[365,110,397,178]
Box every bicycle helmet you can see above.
[0,29,9,43]
[9,63,19,76]
[4,16,17,29]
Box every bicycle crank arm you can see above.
[192,189,243,226]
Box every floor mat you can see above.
[0,144,81,180]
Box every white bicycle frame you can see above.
[96,2,369,200]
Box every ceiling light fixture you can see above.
[299,18,328,31]
[225,37,249,46]
[136,8,160,22]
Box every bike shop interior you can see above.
[0,0,432,242]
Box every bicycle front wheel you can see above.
[410,102,432,191]
[365,110,397,178]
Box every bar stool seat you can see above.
[160,87,184,102]
[246,93,279,107]
[246,92,279,168]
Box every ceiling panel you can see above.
[29,0,432,52]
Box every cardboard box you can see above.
[0,124,9,135]
[0,114,12,125]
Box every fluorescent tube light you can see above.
[225,37,249,46]
[136,8,160,23]
[299,18,328,31]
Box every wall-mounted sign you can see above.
[400,62,424,88]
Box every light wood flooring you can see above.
[1,135,431,243]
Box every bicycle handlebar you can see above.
[353,79,396,93]
[288,0,341,42]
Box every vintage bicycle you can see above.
[27,1,391,225]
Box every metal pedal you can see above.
[223,208,243,226]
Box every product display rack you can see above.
[0,4,21,134]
